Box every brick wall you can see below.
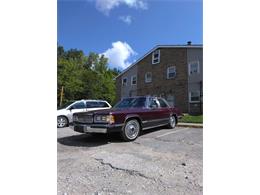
[136,48,189,113]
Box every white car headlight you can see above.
[73,115,78,122]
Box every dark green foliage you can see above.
[57,45,119,107]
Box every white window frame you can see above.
[189,91,200,103]
[131,75,137,85]
[188,61,200,75]
[152,49,160,64]
[145,72,152,83]
[122,77,127,86]
[167,66,176,79]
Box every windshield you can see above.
[114,97,146,108]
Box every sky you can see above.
[58,0,202,70]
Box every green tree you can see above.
[57,45,120,107]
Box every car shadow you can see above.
[58,126,170,147]
[57,132,123,147]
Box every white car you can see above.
[57,100,112,128]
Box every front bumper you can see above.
[72,123,123,134]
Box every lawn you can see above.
[179,114,203,124]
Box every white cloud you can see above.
[102,41,137,69]
[95,0,148,15]
[119,15,132,25]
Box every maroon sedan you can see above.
[72,96,182,141]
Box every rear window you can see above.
[86,101,110,108]
[158,98,169,108]
[98,101,110,108]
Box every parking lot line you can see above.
[156,128,190,138]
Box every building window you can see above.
[189,61,200,75]
[131,75,137,85]
[122,77,127,86]
[152,49,160,64]
[167,66,176,79]
[145,72,152,83]
[189,91,200,103]
[166,94,175,107]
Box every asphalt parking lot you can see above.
[58,126,203,195]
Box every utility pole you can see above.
[60,86,64,107]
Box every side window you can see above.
[131,75,137,85]
[122,77,127,86]
[166,94,175,107]
[158,98,168,108]
[152,49,160,64]
[167,66,176,79]
[98,101,110,108]
[189,61,200,75]
[86,102,99,108]
[189,91,200,102]
[72,101,86,109]
[145,72,152,83]
[148,98,159,108]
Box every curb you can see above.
[177,123,203,128]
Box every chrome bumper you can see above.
[73,125,107,133]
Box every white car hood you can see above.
[57,108,69,116]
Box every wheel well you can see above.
[172,114,178,124]
[125,117,142,130]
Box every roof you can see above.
[115,44,203,79]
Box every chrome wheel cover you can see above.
[125,120,140,140]
[57,116,67,128]
[169,116,176,127]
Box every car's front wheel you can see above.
[167,115,177,129]
[121,119,140,141]
[57,116,68,128]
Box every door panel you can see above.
[143,97,164,128]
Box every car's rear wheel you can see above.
[121,119,140,141]
[57,116,68,128]
[167,115,177,129]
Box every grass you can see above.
[179,114,203,124]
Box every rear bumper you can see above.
[72,123,123,134]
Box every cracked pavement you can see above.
[58,126,203,195]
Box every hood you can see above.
[57,108,68,116]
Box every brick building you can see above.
[115,42,203,114]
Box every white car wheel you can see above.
[57,116,68,128]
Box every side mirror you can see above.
[69,106,74,111]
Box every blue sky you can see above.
[58,0,202,70]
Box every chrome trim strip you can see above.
[144,118,169,123]
[114,123,124,127]
[142,123,169,130]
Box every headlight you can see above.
[95,115,115,124]
[106,115,115,124]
